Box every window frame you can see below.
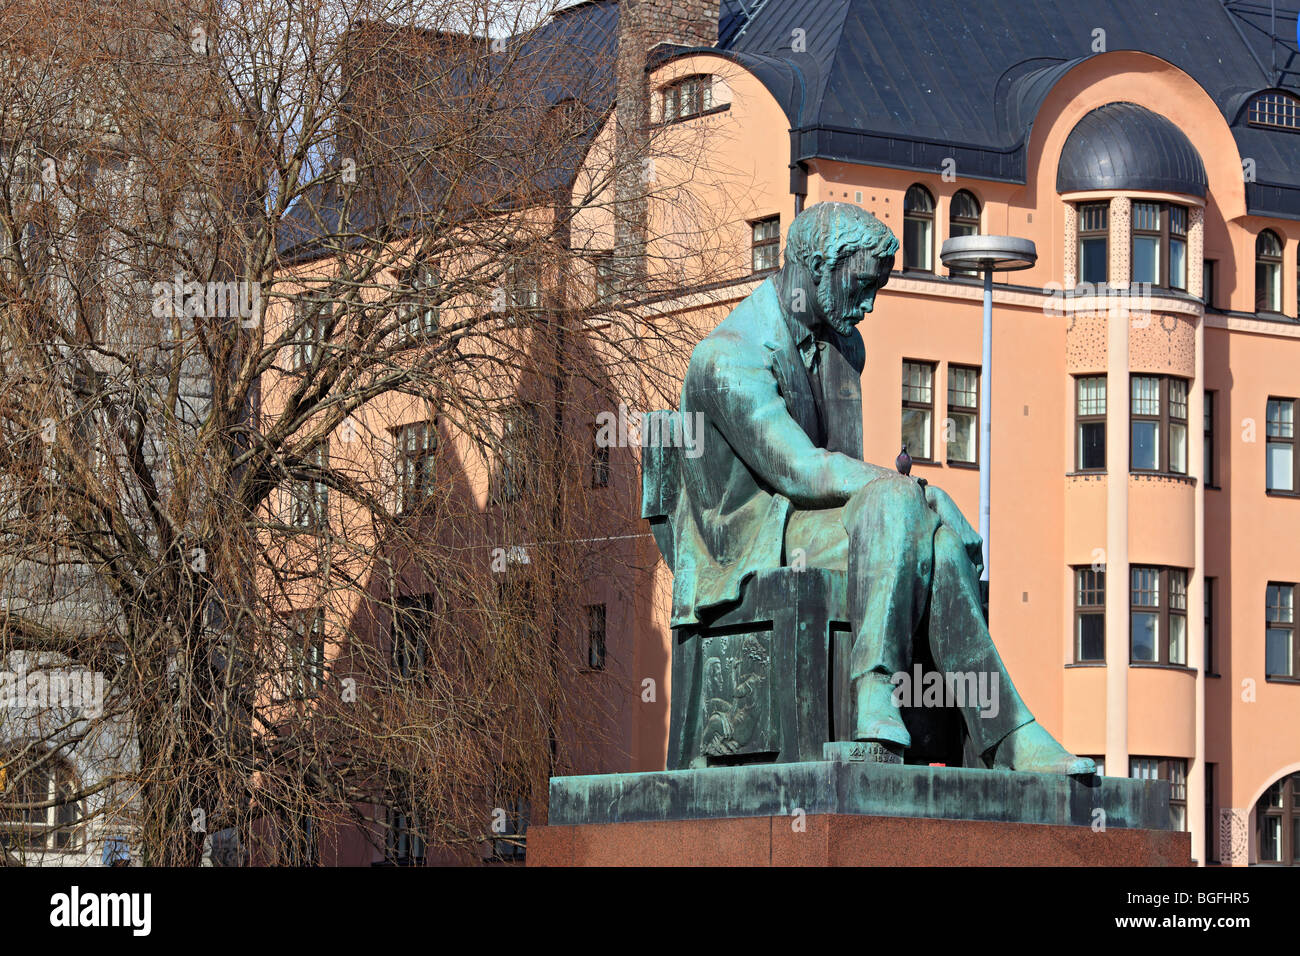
[499,404,540,504]
[1256,772,1300,865]
[0,751,85,853]
[1204,389,1217,488]
[288,440,329,529]
[277,608,325,700]
[292,297,331,371]
[397,259,439,344]
[1075,375,1107,472]
[585,602,607,670]
[392,592,438,681]
[1129,201,1188,291]
[750,216,780,274]
[1129,375,1188,475]
[1073,567,1106,663]
[660,74,715,123]
[1266,581,1297,679]
[1076,201,1109,286]
[591,430,610,489]
[1129,565,1189,667]
[1131,757,1188,831]
[947,190,981,277]
[1256,229,1284,314]
[393,420,437,514]
[900,359,936,463]
[1247,91,1300,131]
[945,364,979,467]
[1266,397,1298,495]
[902,185,935,273]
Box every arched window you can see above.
[0,749,84,852]
[903,185,935,272]
[1256,772,1300,864]
[1256,229,1283,313]
[1248,92,1300,131]
[948,190,981,276]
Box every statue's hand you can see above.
[924,485,984,573]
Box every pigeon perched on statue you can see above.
[895,444,912,476]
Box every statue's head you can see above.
[783,202,898,335]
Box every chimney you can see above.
[613,0,718,294]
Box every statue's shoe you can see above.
[852,676,911,749]
[988,720,1096,776]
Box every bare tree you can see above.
[0,0,734,865]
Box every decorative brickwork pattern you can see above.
[1066,311,1108,372]
[1131,312,1196,376]
[1109,196,1132,288]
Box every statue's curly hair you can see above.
[784,201,899,272]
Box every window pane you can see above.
[1170,422,1187,474]
[1169,614,1186,666]
[1078,613,1105,661]
[1077,376,1106,415]
[1132,611,1159,661]
[1078,422,1106,469]
[1267,442,1294,491]
[1170,238,1187,289]
[904,218,932,270]
[948,366,978,407]
[902,362,933,403]
[901,408,931,460]
[1132,377,1160,416]
[1261,815,1282,861]
[948,411,976,463]
[1258,261,1281,311]
[1079,237,1107,284]
[1132,235,1160,285]
[1266,628,1293,675]
[1267,399,1294,437]
[1132,421,1159,470]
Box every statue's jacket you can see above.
[671,277,870,628]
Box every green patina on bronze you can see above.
[644,202,1096,777]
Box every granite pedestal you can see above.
[527,744,1192,866]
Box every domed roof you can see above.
[1056,102,1207,197]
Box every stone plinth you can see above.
[528,749,1191,866]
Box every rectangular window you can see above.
[591,432,610,488]
[1130,202,1186,290]
[1267,582,1296,677]
[1074,567,1106,662]
[292,298,330,370]
[1205,577,1215,674]
[392,593,436,680]
[1077,202,1108,285]
[383,806,426,866]
[1131,566,1188,666]
[1130,375,1188,474]
[500,404,540,503]
[1267,397,1296,493]
[1131,202,1162,286]
[1131,757,1188,831]
[661,74,713,122]
[1075,375,1106,471]
[585,603,606,670]
[1204,390,1216,487]
[394,421,436,513]
[594,254,622,303]
[398,260,439,343]
[945,365,978,465]
[289,441,329,529]
[503,259,542,323]
[901,360,935,461]
[1203,259,1216,308]
[751,217,780,273]
[279,609,324,700]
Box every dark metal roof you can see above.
[1056,102,1208,197]
[707,0,1300,216]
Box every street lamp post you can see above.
[938,235,1037,589]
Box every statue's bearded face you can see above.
[817,245,894,335]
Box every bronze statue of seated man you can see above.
[669,201,1093,775]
